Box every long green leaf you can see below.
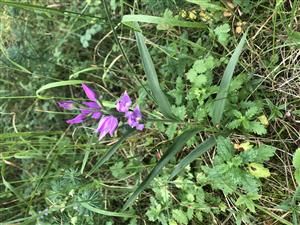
[122,15,205,29]
[0,1,105,21]
[86,129,135,177]
[36,80,86,99]
[169,136,217,180]
[255,204,293,225]
[135,31,176,120]
[212,30,248,125]
[80,202,136,218]
[122,128,199,210]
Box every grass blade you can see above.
[212,30,248,125]
[135,31,176,120]
[122,14,205,29]
[86,129,135,177]
[80,202,136,218]
[122,128,199,210]
[36,80,86,99]
[169,136,217,180]
[0,0,105,21]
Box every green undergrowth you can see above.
[0,0,300,224]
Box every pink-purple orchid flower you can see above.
[58,83,144,140]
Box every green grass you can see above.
[0,0,300,224]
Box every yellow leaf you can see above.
[188,10,197,20]
[248,163,271,178]
[258,115,269,126]
[234,141,253,151]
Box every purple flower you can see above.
[58,101,74,110]
[81,101,102,119]
[96,116,119,140]
[116,91,132,113]
[66,113,87,124]
[82,83,98,102]
[126,106,144,130]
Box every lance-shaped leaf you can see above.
[80,202,136,218]
[122,15,205,30]
[36,80,86,99]
[169,136,217,180]
[86,128,135,177]
[135,31,177,120]
[212,30,248,125]
[122,128,199,210]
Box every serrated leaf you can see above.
[293,148,300,169]
[240,145,275,163]
[216,136,234,162]
[248,121,267,135]
[212,29,248,125]
[227,119,242,129]
[172,209,188,225]
[248,163,270,178]
[166,123,178,140]
[245,106,260,119]
[214,24,230,46]
[232,110,243,118]
[236,193,260,213]
[135,31,176,120]
[229,73,248,92]
[123,128,199,210]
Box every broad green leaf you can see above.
[80,202,136,218]
[122,15,205,30]
[135,31,176,120]
[36,80,86,99]
[248,163,271,178]
[169,136,216,180]
[212,30,248,125]
[123,128,199,210]
[293,148,300,169]
[86,129,134,177]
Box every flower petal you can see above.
[116,91,132,112]
[82,83,97,102]
[83,101,100,109]
[58,101,74,110]
[92,112,102,119]
[66,114,86,124]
